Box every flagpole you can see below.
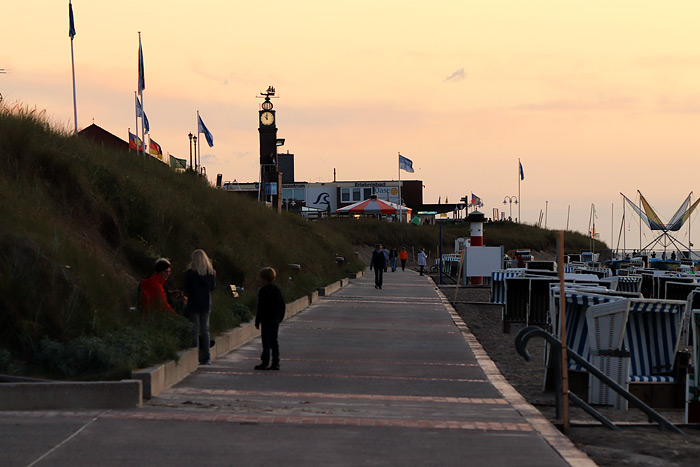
[138,32,145,157]
[134,91,139,151]
[69,1,77,135]
[518,158,522,223]
[197,111,201,174]
[398,152,402,222]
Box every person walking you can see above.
[183,249,216,365]
[383,246,390,272]
[370,244,386,289]
[255,267,286,371]
[399,247,408,271]
[389,247,398,272]
[417,248,428,276]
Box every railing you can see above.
[515,326,684,434]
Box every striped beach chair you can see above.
[489,270,524,304]
[549,290,623,372]
[624,298,686,383]
[686,309,700,422]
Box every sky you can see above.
[3,1,700,253]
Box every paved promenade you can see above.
[1,270,592,466]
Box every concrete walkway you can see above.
[1,270,593,466]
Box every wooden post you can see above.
[558,230,570,433]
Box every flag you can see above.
[399,154,414,173]
[68,2,76,39]
[471,193,482,206]
[138,35,145,93]
[135,95,149,133]
[198,114,214,147]
[169,154,187,169]
[149,138,163,158]
[128,131,143,151]
[519,161,524,180]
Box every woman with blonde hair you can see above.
[184,249,216,365]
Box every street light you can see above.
[188,133,193,170]
[192,135,198,173]
[503,196,518,220]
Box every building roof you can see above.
[78,124,129,152]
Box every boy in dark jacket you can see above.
[255,267,286,370]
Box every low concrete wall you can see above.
[0,380,142,410]
[318,280,341,296]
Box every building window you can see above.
[352,188,361,201]
[341,188,350,202]
[363,188,372,199]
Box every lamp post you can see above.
[188,133,193,171]
[193,135,198,174]
[503,196,518,221]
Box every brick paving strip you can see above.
[0,410,533,433]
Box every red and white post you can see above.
[467,211,485,285]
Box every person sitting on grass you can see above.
[139,258,176,314]
[254,267,286,371]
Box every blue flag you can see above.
[198,115,214,147]
[138,35,145,93]
[135,95,149,134]
[399,154,414,173]
[519,161,524,180]
[68,2,76,39]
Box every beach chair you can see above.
[664,281,700,301]
[503,276,558,332]
[686,309,700,422]
[546,290,623,396]
[489,269,524,304]
[600,275,643,294]
[655,275,694,299]
[625,298,686,407]
[587,300,632,409]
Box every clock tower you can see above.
[258,86,282,212]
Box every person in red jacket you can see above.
[139,258,176,314]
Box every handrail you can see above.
[515,326,684,435]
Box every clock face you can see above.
[260,111,274,125]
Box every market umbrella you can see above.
[337,195,411,216]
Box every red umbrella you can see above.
[337,196,410,216]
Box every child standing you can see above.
[254,267,286,370]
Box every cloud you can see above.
[444,68,465,83]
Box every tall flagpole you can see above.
[197,111,201,174]
[69,1,77,135]
[138,32,145,157]
[134,91,138,151]
[398,152,402,222]
[518,158,522,223]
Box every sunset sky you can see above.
[3,1,700,252]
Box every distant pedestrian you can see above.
[255,267,286,371]
[671,251,677,261]
[399,247,408,271]
[370,244,386,289]
[383,247,390,272]
[184,249,216,365]
[662,251,667,260]
[139,258,176,314]
[417,248,427,276]
[389,247,398,272]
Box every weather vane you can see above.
[257,85,278,110]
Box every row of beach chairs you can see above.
[490,267,700,411]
